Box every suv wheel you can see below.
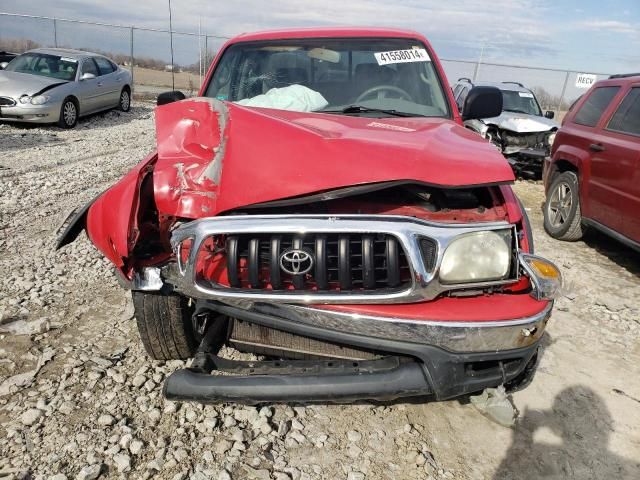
[132,292,198,360]
[543,171,585,241]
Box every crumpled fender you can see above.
[84,152,156,270]
[153,98,228,217]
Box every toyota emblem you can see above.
[279,248,314,275]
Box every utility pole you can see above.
[168,0,175,91]
[472,43,485,82]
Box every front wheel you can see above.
[543,171,585,241]
[119,88,131,112]
[57,98,78,129]
[132,292,197,360]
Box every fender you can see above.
[56,152,157,277]
[550,143,590,213]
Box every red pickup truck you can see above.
[543,74,640,251]
[57,27,561,404]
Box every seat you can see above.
[273,67,309,88]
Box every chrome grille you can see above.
[226,233,414,292]
[168,215,517,304]
[0,97,16,107]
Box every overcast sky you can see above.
[1,0,638,74]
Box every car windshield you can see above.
[5,52,78,81]
[205,38,450,118]
[501,89,542,116]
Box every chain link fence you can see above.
[1,12,612,111]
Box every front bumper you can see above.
[0,101,62,123]
[164,300,549,403]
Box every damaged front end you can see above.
[468,113,558,179]
[57,97,561,404]
[488,128,556,179]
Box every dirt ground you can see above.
[0,105,638,480]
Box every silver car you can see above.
[0,48,132,128]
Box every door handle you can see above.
[97,82,103,87]
[589,143,605,152]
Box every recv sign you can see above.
[576,73,597,89]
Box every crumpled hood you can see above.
[152,98,515,218]
[481,111,559,133]
[0,70,67,98]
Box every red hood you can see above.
[153,98,514,218]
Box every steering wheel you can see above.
[355,85,413,103]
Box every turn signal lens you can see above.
[530,258,560,279]
[520,253,562,300]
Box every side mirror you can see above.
[80,72,96,81]
[545,110,555,119]
[461,86,503,121]
[0,62,8,70]
[157,90,186,106]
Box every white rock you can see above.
[21,408,43,426]
[347,430,362,442]
[130,439,144,455]
[97,414,115,426]
[113,453,131,473]
[76,464,102,480]
[132,374,147,388]
[119,434,133,450]
[217,470,232,480]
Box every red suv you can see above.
[543,74,640,250]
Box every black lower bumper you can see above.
[163,302,541,404]
[164,356,431,404]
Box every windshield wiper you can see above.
[504,108,532,115]
[322,105,424,117]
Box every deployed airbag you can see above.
[236,84,328,112]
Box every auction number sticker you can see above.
[375,48,430,65]
[518,92,534,98]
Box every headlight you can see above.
[547,132,556,147]
[519,253,562,300]
[19,96,30,104]
[440,230,512,283]
[30,95,50,105]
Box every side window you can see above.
[452,84,463,100]
[457,86,470,111]
[81,58,99,77]
[607,87,640,136]
[94,57,115,76]
[573,86,620,127]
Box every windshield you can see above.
[205,38,450,118]
[501,89,542,116]
[5,53,78,81]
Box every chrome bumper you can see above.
[218,300,552,353]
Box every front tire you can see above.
[132,292,197,360]
[58,97,78,129]
[119,88,131,112]
[543,171,585,241]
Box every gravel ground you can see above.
[0,105,639,480]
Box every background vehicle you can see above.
[543,74,640,251]
[0,48,132,128]
[0,51,17,68]
[454,78,559,178]
[57,28,561,404]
